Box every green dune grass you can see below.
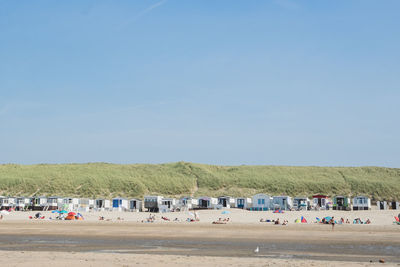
[0,162,399,201]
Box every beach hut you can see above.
[376,201,388,210]
[178,197,198,211]
[272,196,293,211]
[217,196,235,209]
[160,198,177,213]
[95,199,111,211]
[78,198,95,212]
[197,196,218,209]
[235,197,252,209]
[0,197,16,210]
[389,201,399,210]
[46,196,64,211]
[352,196,371,210]
[312,195,330,210]
[112,197,128,211]
[333,196,351,211]
[129,198,142,211]
[252,194,273,211]
[16,197,31,211]
[293,197,310,211]
[62,198,80,211]
[31,196,48,210]
[144,196,163,212]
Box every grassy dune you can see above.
[0,162,399,200]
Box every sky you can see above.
[0,0,399,167]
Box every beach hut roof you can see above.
[313,194,328,198]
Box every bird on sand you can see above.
[254,246,259,253]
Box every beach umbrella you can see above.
[60,210,68,214]
[51,210,59,213]
[221,210,231,215]
[68,212,76,216]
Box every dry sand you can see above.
[1,251,398,267]
[0,209,399,266]
[2,208,400,225]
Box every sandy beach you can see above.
[0,209,399,266]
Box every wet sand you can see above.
[0,221,399,266]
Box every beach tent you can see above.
[273,209,284,213]
[301,216,307,223]
[65,215,75,220]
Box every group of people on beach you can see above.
[212,217,230,224]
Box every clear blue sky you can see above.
[0,0,399,167]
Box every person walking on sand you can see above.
[330,217,335,231]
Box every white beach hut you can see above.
[62,198,80,211]
[272,196,293,210]
[16,197,31,211]
[312,195,330,210]
[235,197,252,209]
[95,199,111,211]
[178,197,198,211]
[376,201,388,210]
[352,196,371,210]
[129,198,142,211]
[389,201,399,210]
[144,196,163,212]
[197,196,218,209]
[0,197,16,210]
[112,197,129,211]
[78,198,95,212]
[217,196,236,209]
[160,198,177,212]
[293,197,310,211]
[252,194,273,211]
[31,196,48,210]
[46,196,64,210]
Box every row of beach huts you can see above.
[0,194,399,212]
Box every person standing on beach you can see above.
[330,217,335,230]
